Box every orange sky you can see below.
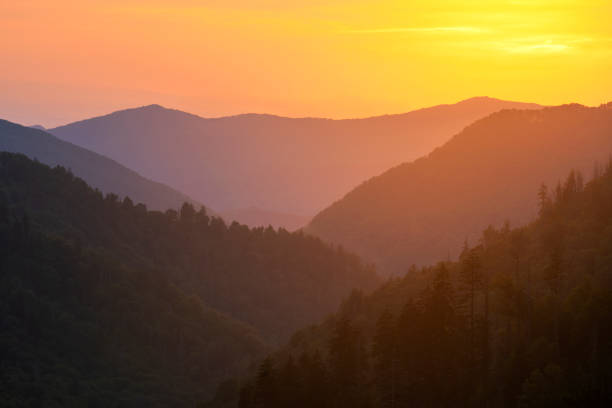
[1,0,611,127]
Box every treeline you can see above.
[236,165,612,407]
[0,152,379,342]
[0,186,264,406]
[0,152,378,405]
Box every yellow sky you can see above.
[1,0,611,126]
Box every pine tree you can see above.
[372,309,397,408]
[460,247,482,370]
[253,357,277,407]
[329,316,369,407]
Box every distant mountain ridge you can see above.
[307,102,612,274]
[0,119,203,212]
[49,97,541,228]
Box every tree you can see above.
[372,309,397,408]
[253,357,277,407]
[299,350,331,408]
[394,299,421,406]
[419,263,461,405]
[460,247,482,369]
[519,364,567,408]
[180,202,196,222]
[329,316,369,407]
[277,356,300,407]
[538,184,551,217]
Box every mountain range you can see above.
[49,97,541,229]
[0,119,202,212]
[4,98,612,407]
[307,102,612,274]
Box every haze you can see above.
[2,0,611,127]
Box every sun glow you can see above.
[1,0,611,126]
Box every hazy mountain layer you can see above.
[0,119,201,212]
[307,103,612,274]
[49,97,540,228]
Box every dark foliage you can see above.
[0,119,200,212]
[0,190,264,407]
[0,152,379,343]
[0,152,378,405]
[238,164,612,407]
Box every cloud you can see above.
[489,37,585,54]
[506,41,569,53]
[347,26,489,34]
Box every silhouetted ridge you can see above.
[0,118,202,212]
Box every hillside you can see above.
[0,119,201,212]
[233,165,612,407]
[0,152,380,404]
[307,103,612,274]
[0,154,265,406]
[0,152,378,343]
[49,97,540,228]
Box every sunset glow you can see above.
[2,0,611,126]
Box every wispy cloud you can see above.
[506,41,569,53]
[490,37,585,54]
[346,26,488,34]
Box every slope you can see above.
[0,153,265,406]
[307,103,612,274]
[49,97,541,227]
[0,152,379,344]
[235,165,612,407]
[0,119,201,212]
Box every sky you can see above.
[1,0,611,127]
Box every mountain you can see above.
[0,119,201,212]
[306,103,612,275]
[49,97,541,228]
[0,152,380,404]
[0,154,265,406]
[0,151,378,342]
[231,165,612,408]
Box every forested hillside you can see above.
[236,166,612,407]
[0,153,378,344]
[308,103,612,274]
[0,158,265,406]
[0,119,201,212]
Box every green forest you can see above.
[235,166,612,407]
